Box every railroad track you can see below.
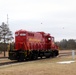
[0,60,18,67]
[59,51,76,57]
[0,58,49,67]
[59,52,72,56]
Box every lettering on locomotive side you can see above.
[29,38,41,42]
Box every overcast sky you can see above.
[0,0,76,41]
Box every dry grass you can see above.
[0,55,76,75]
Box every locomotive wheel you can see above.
[33,51,38,60]
[45,55,51,58]
[17,54,25,62]
[55,50,59,56]
[17,50,25,62]
[52,50,59,57]
[31,53,38,60]
[44,51,51,58]
[34,54,38,60]
[28,51,38,60]
[18,58,24,62]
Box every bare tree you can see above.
[0,22,13,57]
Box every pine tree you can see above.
[0,22,13,57]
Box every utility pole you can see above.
[7,14,9,26]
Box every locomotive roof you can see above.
[15,29,27,33]
[15,29,51,36]
[15,29,39,33]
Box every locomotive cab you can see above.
[15,30,28,51]
[9,30,27,61]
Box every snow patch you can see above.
[57,61,75,64]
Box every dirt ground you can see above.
[0,55,76,75]
[0,50,76,75]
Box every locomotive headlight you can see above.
[48,38,51,40]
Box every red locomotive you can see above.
[9,29,59,61]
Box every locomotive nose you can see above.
[15,43,24,50]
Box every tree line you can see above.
[56,39,76,50]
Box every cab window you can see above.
[20,33,26,36]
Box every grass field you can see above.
[0,55,76,75]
